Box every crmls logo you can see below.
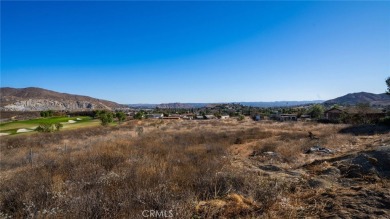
[142,210,174,218]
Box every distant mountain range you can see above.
[1,87,388,112]
[128,103,207,109]
[0,87,123,111]
[324,92,390,107]
[128,100,324,109]
[236,100,324,107]
[130,93,390,109]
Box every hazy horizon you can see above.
[2,1,389,103]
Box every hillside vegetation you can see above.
[0,119,389,218]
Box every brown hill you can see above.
[0,87,123,111]
[324,92,390,107]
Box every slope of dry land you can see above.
[0,118,389,218]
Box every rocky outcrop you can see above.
[0,87,123,111]
[1,99,110,111]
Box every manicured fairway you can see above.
[0,116,98,135]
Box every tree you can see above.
[97,111,114,126]
[115,112,126,124]
[134,111,146,120]
[355,102,371,124]
[40,110,53,117]
[386,77,390,95]
[307,104,325,119]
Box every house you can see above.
[196,115,205,120]
[299,114,311,121]
[162,116,181,120]
[220,115,230,119]
[147,114,164,119]
[276,114,297,121]
[324,107,386,122]
[182,114,194,120]
[204,115,216,119]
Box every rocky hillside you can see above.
[324,92,390,106]
[0,87,123,111]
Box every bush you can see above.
[379,116,390,126]
[237,115,245,121]
[307,104,324,119]
[35,122,63,132]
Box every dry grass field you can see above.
[0,118,389,218]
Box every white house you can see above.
[220,115,230,119]
[147,114,163,119]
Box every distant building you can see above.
[204,115,216,119]
[162,116,181,120]
[299,114,311,121]
[196,115,205,120]
[182,114,194,120]
[147,114,163,119]
[324,107,386,121]
[220,115,230,119]
[253,115,261,121]
[275,114,298,121]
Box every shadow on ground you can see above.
[339,125,390,136]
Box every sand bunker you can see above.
[0,133,10,136]
[76,118,82,121]
[16,128,33,133]
[68,120,76,123]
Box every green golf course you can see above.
[0,116,99,135]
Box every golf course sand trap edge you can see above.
[68,120,76,123]
[16,128,33,133]
[0,133,10,136]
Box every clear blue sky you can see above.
[1,1,389,103]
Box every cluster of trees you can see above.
[134,110,147,120]
[95,110,126,126]
[307,104,324,119]
[40,110,53,117]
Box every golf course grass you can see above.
[0,116,99,135]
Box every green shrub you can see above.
[115,112,126,124]
[35,122,63,132]
[40,110,53,117]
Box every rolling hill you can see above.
[0,87,124,111]
[324,92,390,106]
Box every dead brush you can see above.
[0,120,378,218]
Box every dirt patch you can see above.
[195,193,260,218]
